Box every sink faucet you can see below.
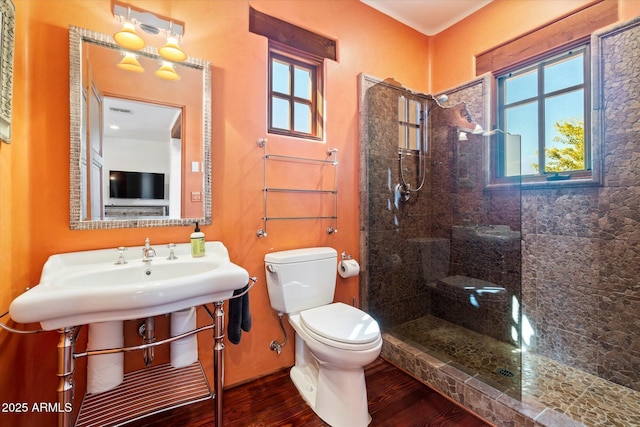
[114,247,128,265]
[142,238,156,262]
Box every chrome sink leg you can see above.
[213,301,224,427]
[139,317,155,366]
[57,327,75,427]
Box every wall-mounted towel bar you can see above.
[0,311,45,334]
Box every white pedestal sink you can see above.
[10,241,249,330]
[9,241,249,427]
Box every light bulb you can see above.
[114,22,145,51]
[117,53,144,73]
[155,62,181,81]
[158,36,187,62]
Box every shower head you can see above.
[428,93,448,106]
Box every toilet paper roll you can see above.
[170,307,198,368]
[338,259,360,278]
[87,321,124,394]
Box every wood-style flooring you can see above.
[124,358,492,427]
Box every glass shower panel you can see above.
[363,78,522,400]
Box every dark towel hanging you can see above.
[227,285,252,345]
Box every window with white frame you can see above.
[495,45,590,182]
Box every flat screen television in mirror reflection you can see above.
[109,170,165,200]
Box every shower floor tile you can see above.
[389,315,640,427]
[391,315,521,396]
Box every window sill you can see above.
[268,129,323,142]
[521,177,600,190]
[486,174,601,190]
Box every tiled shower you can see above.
[359,72,524,396]
[358,17,640,427]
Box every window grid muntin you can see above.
[497,45,590,179]
[268,45,323,140]
[398,96,425,152]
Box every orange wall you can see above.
[0,1,429,425]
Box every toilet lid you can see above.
[300,302,380,345]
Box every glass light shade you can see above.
[158,37,187,62]
[117,54,144,73]
[113,22,146,51]
[155,62,181,81]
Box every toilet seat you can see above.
[299,302,380,351]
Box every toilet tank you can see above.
[265,247,337,314]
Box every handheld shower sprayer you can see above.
[397,94,449,202]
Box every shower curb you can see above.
[381,333,585,427]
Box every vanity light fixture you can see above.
[116,52,145,73]
[112,4,186,58]
[155,61,181,81]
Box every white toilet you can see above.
[265,247,382,427]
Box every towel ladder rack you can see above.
[257,138,338,237]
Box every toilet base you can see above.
[291,362,371,427]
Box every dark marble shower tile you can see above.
[522,234,599,287]
[526,188,600,238]
[534,276,600,339]
[597,238,640,293]
[597,186,640,241]
[521,194,539,235]
[596,341,640,393]
[564,375,640,427]
[531,324,600,377]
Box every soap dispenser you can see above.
[190,222,205,257]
